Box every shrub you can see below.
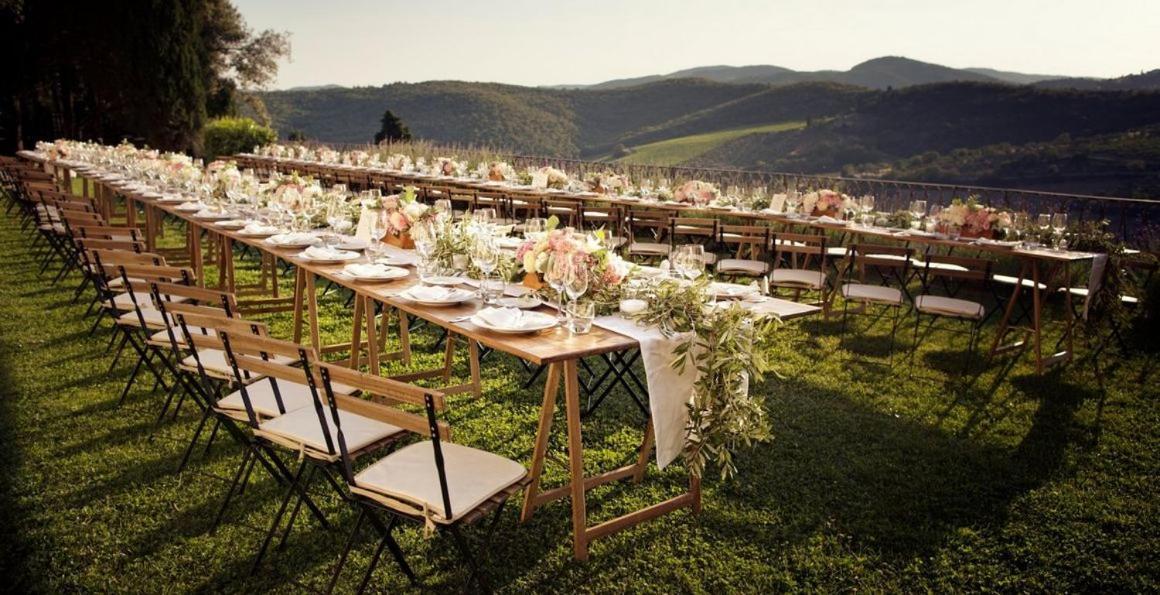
[202,117,276,160]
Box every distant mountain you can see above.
[963,67,1064,85]
[1035,69,1160,91]
[585,57,1051,90]
[282,84,344,92]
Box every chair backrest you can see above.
[772,232,826,270]
[628,208,670,241]
[75,225,142,241]
[179,313,281,424]
[580,205,623,234]
[668,217,718,246]
[74,237,146,254]
[316,362,454,518]
[916,250,992,299]
[842,243,913,291]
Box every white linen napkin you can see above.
[268,232,318,246]
[242,222,280,235]
[343,263,404,278]
[302,245,353,260]
[591,314,701,469]
[815,215,844,225]
[404,285,455,301]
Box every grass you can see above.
[616,122,807,166]
[0,205,1157,593]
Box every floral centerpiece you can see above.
[937,197,1012,238]
[806,189,846,217]
[344,150,370,166]
[381,186,433,247]
[486,161,514,181]
[384,153,412,171]
[516,223,630,297]
[588,172,630,195]
[673,180,719,206]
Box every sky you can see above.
[232,0,1160,89]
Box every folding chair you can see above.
[910,251,994,372]
[316,362,529,593]
[626,208,672,263]
[668,217,719,267]
[770,232,831,314]
[214,331,408,574]
[838,243,914,365]
[716,224,772,282]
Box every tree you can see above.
[0,0,289,154]
[374,110,412,144]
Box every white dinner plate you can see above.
[400,288,474,306]
[470,312,557,334]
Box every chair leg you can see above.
[326,507,366,595]
[447,524,490,593]
[251,458,309,574]
[276,464,319,551]
[210,448,253,533]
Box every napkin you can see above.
[302,245,353,260]
[343,263,402,278]
[268,232,318,246]
[476,307,552,330]
[815,215,844,225]
[404,285,455,301]
[194,208,228,218]
[242,222,280,235]
[177,201,206,212]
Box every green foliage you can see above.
[0,205,1156,591]
[373,109,412,144]
[202,116,276,160]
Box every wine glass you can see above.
[784,189,801,217]
[434,198,452,222]
[524,217,546,238]
[367,210,387,259]
[471,236,500,303]
[474,208,496,225]
[674,244,705,281]
[563,257,589,304]
[926,204,942,233]
[910,200,927,229]
[1037,213,1052,248]
[1011,212,1028,247]
[1051,213,1068,250]
[325,200,351,248]
[547,254,569,323]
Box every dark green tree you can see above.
[0,0,289,153]
[374,109,412,144]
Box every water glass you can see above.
[567,301,595,335]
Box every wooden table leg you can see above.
[305,272,321,351]
[189,221,204,286]
[989,259,1029,359]
[521,363,560,522]
[563,359,589,560]
[1032,261,1044,374]
[291,266,305,343]
[350,294,364,370]
[364,296,381,375]
[126,194,137,227]
[468,340,482,398]
[398,311,411,365]
[144,203,156,252]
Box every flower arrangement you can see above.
[344,150,370,166]
[516,224,630,292]
[588,172,630,195]
[673,180,719,206]
[937,197,1012,238]
[486,161,514,181]
[808,189,846,217]
[382,186,433,237]
[532,166,569,190]
[384,153,412,171]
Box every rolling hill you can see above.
[583,57,1062,90]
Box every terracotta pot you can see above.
[385,231,415,249]
[960,227,993,239]
[812,206,840,218]
[523,272,544,290]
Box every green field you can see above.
[1,202,1157,592]
[615,121,807,166]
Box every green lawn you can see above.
[0,207,1156,592]
[616,122,807,166]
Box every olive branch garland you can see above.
[627,278,779,480]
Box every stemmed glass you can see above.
[367,210,387,259]
[784,189,801,217]
[471,236,500,303]
[674,244,705,281]
[325,200,352,248]
[524,217,546,238]
[1011,212,1028,247]
[859,195,876,226]
[1052,213,1068,250]
[909,200,927,229]
[563,258,590,327]
[547,253,570,324]
[1037,214,1052,248]
[434,199,453,222]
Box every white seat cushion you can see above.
[917,261,969,273]
[826,246,848,258]
[109,291,154,311]
[38,223,66,234]
[992,274,1047,290]
[717,259,770,275]
[150,327,216,347]
[216,377,316,418]
[628,242,671,256]
[257,405,404,456]
[770,269,826,289]
[181,349,296,378]
[117,308,166,329]
[842,283,904,305]
[353,441,526,523]
[915,295,984,319]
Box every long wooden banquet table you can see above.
[20,150,824,561]
[235,153,1100,375]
